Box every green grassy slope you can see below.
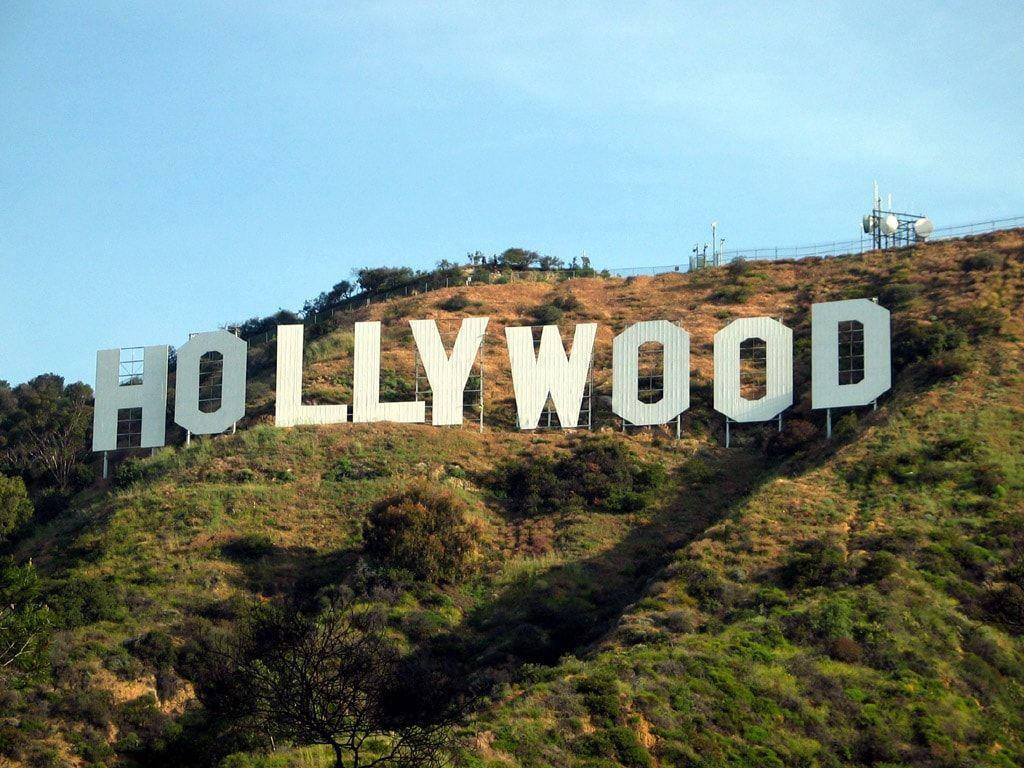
[5,231,1024,767]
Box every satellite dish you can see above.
[862,215,876,233]
[881,214,899,235]
[914,217,934,240]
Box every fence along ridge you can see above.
[239,214,1024,346]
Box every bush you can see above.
[857,550,898,584]
[0,475,33,543]
[363,481,477,584]
[945,305,1004,340]
[764,419,818,457]
[780,540,848,589]
[492,437,667,518]
[709,284,753,304]
[531,303,563,325]
[549,293,583,313]
[126,630,177,670]
[878,282,921,308]
[113,457,164,489]
[828,636,863,663]
[557,438,667,514]
[577,673,622,725]
[726,258,751,278]
[56,687,115,728]
[892,320,967,370]
[114,693,174,754]
[606,726,652,768]
[47,573,126,628]
[961,251,1004,271]
[437,293,470,312]
[495,456,561,519]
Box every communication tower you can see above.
[862,181,933,249]
[690,221,727,270]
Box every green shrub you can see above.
[492,437,666,518]
[531,302,563,325]
[892,320,967,369]
[832,412,859,441]
[878,282,921,308]
[780,540,848,589]
[857,550,898,584]
[47,573,126,628]
[114,693,174,754]
[494,455,561,519]
[828,636,863,663]
[709,284,753,304]
[437,293,471,312]
[113,457,160,489]
[726,258,751,278]
[549,292,583,313]
[363,481,477,584]
[961,251,1004,271]
[606,726,652,768]
[577,673,622,725]
[0,475,33,543]
[0,560,51,674]
[678,561,729,610]
[126,630,177,670]
[57,688,115,729]
[944,305,1004,340]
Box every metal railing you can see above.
[607,215,1024,277]
[239,214,1024,346]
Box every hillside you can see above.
[3,230,1024,768]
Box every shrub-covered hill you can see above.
[3,230,1024,768]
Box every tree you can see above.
[304,280,355,315]
[354,267,417,294]
[0,475,32,543]
[434,260,463,286]
[498,248,540,270]
[0,375,93,493]
[195,598,472,768]
[0,559,51,674]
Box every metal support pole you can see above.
[826,408,832,439]
[102,451,109,480]
[587,366,593,430]
[675,413,681,439]
[185,430,191,446]
[725,418,731,448]
[778,412,783,432]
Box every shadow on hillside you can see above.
[417,420,869,685]
[219,539,360,601]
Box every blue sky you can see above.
[2,1,1022,385]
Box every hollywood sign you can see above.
[91,298,890,452]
